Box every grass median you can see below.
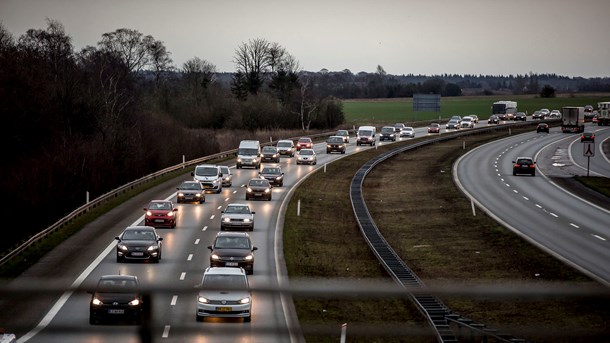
[283,125,610,342]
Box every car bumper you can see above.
[145,218,175,227]
[117,249,160,261]
[210,260,253,272]
[197,303,251,319]
[90,306,142,323]
[177,194,204,202]
[221,221,254,230]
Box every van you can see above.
[191,164,223,193]
[356,125,376,146]
[237,140,261,169]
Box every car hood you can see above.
[93,292,139,303]
[222,213,253,220]
[119,240,158,247]
[260,173,281,178]
[178,188,201,194]
[198,289,250,301]
[248,185,270,190]
[212,248,253,257]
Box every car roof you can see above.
[125,225,156,231]
[204,267,247,275]
[278,139,293,143]
[215,231,250,238]
[298,137,311,141]
[100,274,138,282]
[516,156,533,160]
[299,148,315,153]
[226,202,249,207]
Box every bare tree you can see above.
[182,57,216,105]
[294,77,318,131]
[98,28,153,72]
[0,22,14,51]
[147,39,173,84]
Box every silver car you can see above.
[399,127,415,138]
[196,267,252,322]
[220,203,255,231]
[219,165,232,187]
[276,139,295,157]
[296,148,317,165]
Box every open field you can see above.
[342,94,610,126]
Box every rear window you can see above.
[517,159,533,165]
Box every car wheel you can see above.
[513,171,517,176]
[279,182,283,187]
[249,227,253,232]
[357,142,360,146]
[196,314,204,322]
[177,199,181,204]
[244,315,251,323]
[532,172,536,176]
[89,315,98,325]
[117,255,123,263]
[153,256,160,263]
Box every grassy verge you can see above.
[283,126,610,342]
[575,176,610,197]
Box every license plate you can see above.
[132,252,144,257]
[154,219,164,223]
[226,262,238,267]
[216,307,232,312]
[108,309,124,314]
[255,194,262,196]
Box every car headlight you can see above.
[275,176,281,180]
[243,218,251,223]
[264,188,270,193]
[92,297,103,306]
[252,158,258,162]
[167,211,174,217]
[195,193,202,197]
[247,187,253,192]
[129,298,140,306]
[178,192,184,197]
[327,144,331,148]
[147,245,159,251]
[211,253,220,260]
[118,244,128,251]
[198,296,209,304]
[237,158,242,163]
[146,211,153,216]
[272,154,277,158]
[239,297,251,304]
[223,217,230,222]
[245,254,253,261]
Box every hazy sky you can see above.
[1,0,609,77]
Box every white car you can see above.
[461,116,475,128]
[399,127,415,138]
[219,165,232,187]
[276,139,295,157]
[296,148,317,165]
[549,110,561,118]
[220,203,255,231]
[196,267,251,322]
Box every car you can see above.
[276,139,295,157]
[399,126,415,138]
[196,267,252,322]
[488,115,500,124]
[539,108,550,118]
[236,140,261,169]
[514,112,527,121]
[220,203,255,231]
[532,110,545,120]
[549,110,561,118]
[143,200,177,228]
[445,119,461,129]
[115,226,163,263]
[260,146,280,163]
[450,115,462,123]
[512,157,536,176]
[208,232,258,274]
[296,148,317,165]
[245,178,272,201]
[581,132,595,142]
[326,135,346,154]
[461,116,475,128]
[469,115,479,123]
[259,166,284,186]
[176,181,205,204]
[592,114,599,124]
[536,123,549,133]
[335,129,350,143]
[296,137,313,151]
[89,275,144,325]
[219,165,233,187]
[379,126,397,141]
[192,164,223,193]
[393,123,406,133]
[428,123,441,133]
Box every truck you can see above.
[597,101,610,126]
[491,101,518,120]
[560,106,585,133]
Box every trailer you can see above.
[561,106,585,133]
[597,101,610,126]
[491,101,518,120]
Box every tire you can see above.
[117,255,123,263]
[177,199,181,204]
[89,315,97,325]
[249,227,253,232]
[279,182,283,187]
[196,314,203,322]
[244,315,251,323]
[532,172,536,176]
[152,256,160,264]
[313,161,317,165]
[513,171,517,176]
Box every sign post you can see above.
[583,142,595,177]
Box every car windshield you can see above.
[238,148,258,155]
[195,166,218,176]
[262,167,280,174]
[180,182,199,190]
[403,127,413,131]
[358,130,372,136]
[219,166,229,174]
[202,274,247,289]
[328,137,342,143]
[122,229,155,241]
[277,141,292,147]
[149,202,171,210]
[214,236,250,249]
[262,147,276,153]
[463,118,472,122]
[449,120,458,124]
[381,128,394,133]
[300,150,314,155]
[298,138,311,143]
[431,124,439,127]
[97,278,138,293]
[248,179,269,187]
[336,131,347,136]
[517,159,532,165]
[225,205,251,214]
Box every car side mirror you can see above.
[251,211,256,214]
[191,172,194,176]
[143,208,148,211]
[512,161,516,163]
[207,245,213,251]
[115,236,121,241]
[173,208,178,212]
[158,237,163,241]
[221,210,225,213]
[252,247,258,251]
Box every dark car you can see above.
[445,119,461,130]
[581,132,595,142]
[326,136,346,154]
[536,123,549,133]
[245,178,272,201]
[176,181,205,204]
[115,226,163,263]
[512,157,536,176]
[89,275,144,325]
[144,200,177,228]
[259,166,284,186]
[379,126,397,141]
[208,232,258,274]
[393,123,406,133]
[335,130,350,143]
[488,115,500,124]
[296,137,313,151]
[221,203,255,231]
[261,146,280,163]
[514,112,527,121]
[428,123,441,133]
[532,110,545,120]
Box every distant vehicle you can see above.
[192,164,223,193]
[144,200,177,228]
[536,123,549,133]
[356,125,377,146]
[561,107,585,133]
[428,123,441,133]
[514,112,527,121]
[492,100,517,120]
[549,110,561,118]
[512,157,536,176]
[219,165,232,187]
[237,140,261,169]
[470,115,479,123]
[450,115,462,123]
[581,132,595,142]
[89,274,143,325]
[592,114,599,124]
[326,135,346,154]
[584,105,595,121]
[379,126,397,141]
[220,203,255,231]
[488,115,500,124]
[399,126,415,138]
[259,166,284,186]
[176,181,205,204]
[261,146,280,163]
[196,267,251,322]
[296,148,317,165]
[532,110,545,120]
[461,116,475,128]
[597,102,610,126]
[335,129,350,143]
[208,232,257,274]
[393,123,406,132]
[115,226,163,263]
[276,139,295,157]
[446,119,461,129]
[245,178,272,201]
[296,137,313,151]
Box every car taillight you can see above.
[514,164,520,168]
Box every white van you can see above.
[192,164,223,193]
[356,125,377,146]
[237,140,261,169]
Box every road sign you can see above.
[583,142,595,157]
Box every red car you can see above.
[296,137,313,151]
[144,200,177,228]
[428,123,441,133]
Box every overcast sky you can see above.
[1,0,609,77]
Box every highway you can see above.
[455,123,610,285]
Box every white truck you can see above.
[236,140,261,169]
[596,101,610,126]
[491,100,518,120]
[191,164,223,193]
[561,106,585,133]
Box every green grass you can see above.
[575,176,610,197]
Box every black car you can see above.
[89,275,144,325]
[581,132,595,142]
[512,157,536,176]
[514,112,527,121]
[532,111,545,120]
[536,123,549,133]
[261,146,280,163]
[259,166,284,186]
[488,115,500,124]
[245,178,272,201]
[176,181,205,203]
[326,136,346,154]
[379,126,396,141]
[115,226,163,263]
[208,232,258,274]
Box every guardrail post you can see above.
[509,127,512,135]
[182,155,185,168]
[340,323,347,343]
[463,140,466,150]
[297,199,301,217]
[324,164,327,173]
[471,199,476,217]
[86,191,89,204]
